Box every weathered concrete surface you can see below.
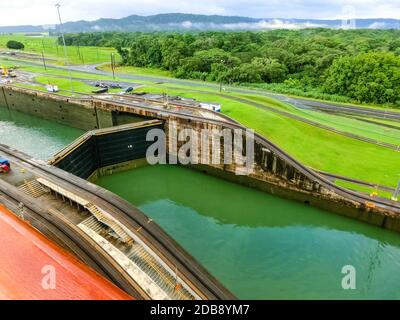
[0,143,236,300]
[0,86,111,130]
[2,85,400,233]
[88,158,149,183]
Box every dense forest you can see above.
[61,29,400,105]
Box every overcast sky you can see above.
[0,0,399,26]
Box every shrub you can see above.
[6,40,25,50]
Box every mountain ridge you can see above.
[0,13,399,33]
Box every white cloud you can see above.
[368,22,388,29]
[215,19,328,30]
[0,0,399,26]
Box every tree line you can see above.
[59,29,400,105]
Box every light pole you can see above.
[219,59,226,93]
[110,53,115,80]
[393,180,400,201]
[55,3,74,95]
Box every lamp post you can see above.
[110,53,115,80]
[55,3,74,95]
[219,59,225,93]
[393,180,400,201]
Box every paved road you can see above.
[4,55,400,121]
[70,63,400,121]
[6,57,400,150]
[3,60,400,203]
[139,82,398,150]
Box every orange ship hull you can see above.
[0,204,133,300]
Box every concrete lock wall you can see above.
[2,86,400,232]
[164,117,400,231]
[0,86,112,131]
[165,118,323,195]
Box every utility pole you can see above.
[111,53,115,80]
[220,59,225,93]
[41,40,47,71]
[393,181,400,201]
[77,44,84,64]
[41,51,47,71]
[41,39,46,54]
[55,3,74,95]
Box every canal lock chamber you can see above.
[2,87,400,299]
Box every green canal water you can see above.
[2,106,400,299]
[0,107,83,160]
[97,165,400,300]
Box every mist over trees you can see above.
[60,29,400,105]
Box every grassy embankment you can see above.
[0,34,119,65]
[99,64,172,78]
[235,94,400,146]
[1,41,398,192]
[98,64,400,112]
[133,80,400,146]
[136,85,400,190]
[8,60,398,191]
[335,180,394,199]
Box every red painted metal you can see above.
[0,204,133,300]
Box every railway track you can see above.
[9,78,400,151]
[318,171,396,193]
[0,144,236,300]
[0,192,112,279]
[288,97,400,122]
[89,95,400,213]
[0,179,143,298]
[96,90,400,151]
[160,89,400,151]
[2,85,399,212]
[37,87,399,213]
[1,86,400,299]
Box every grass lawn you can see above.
[335,180,394,200]
[3,54,399,187]
[13,82,47,92]
[142,82,400,147]
[246,83,400,112]
[236,94,400,146]
[0,58,155,89]
[361,117,400,129]
[0,34,119,65]
[136,85,400,188]
[96,62,400,113]
[98,64,172,78]
[11,58,398,146]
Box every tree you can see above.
[250,57,287,83]
[323,52,400,104]
[160,37,189,71]
[56,29,400,105]
[177,49,239,80]
[6,40,24,50]
[230,63,262,83]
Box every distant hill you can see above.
[1,13,400,34]
[0,25,48,33]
